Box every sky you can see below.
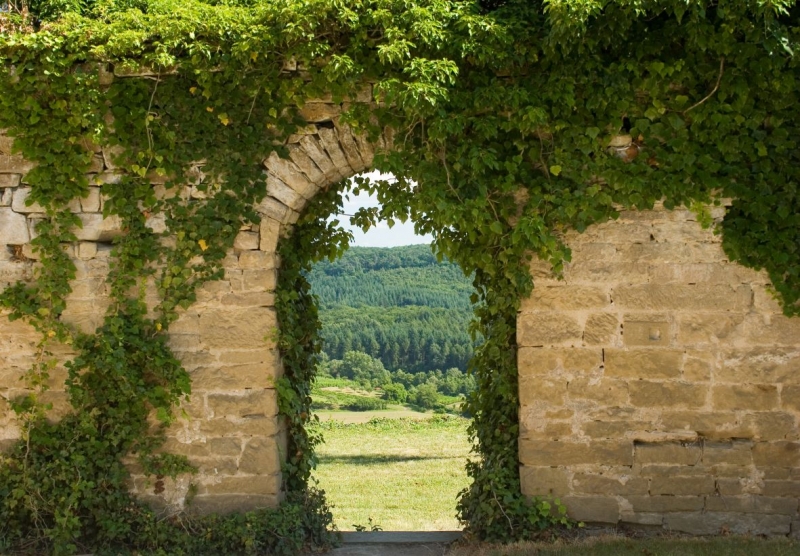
[334,173,433,248]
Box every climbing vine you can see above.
[0,0,799,552]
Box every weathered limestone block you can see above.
[517,313,583,346]
[604,349,683,379]
[519,440,633,467]
[0,209,29,244]
[0,174,21,188]
[0,155,35,174]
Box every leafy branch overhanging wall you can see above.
[0,0,799,553]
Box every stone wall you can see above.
[518,204,800,536]
[2,78,799,530]
[0,76,383,514]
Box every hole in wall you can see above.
[307,174,476,532]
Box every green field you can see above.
[310,416,472,531]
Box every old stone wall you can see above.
[0,77,382,514]
[2,78,799,531]
[518,204,800,536]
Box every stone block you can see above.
[661,411,742,438]
[705,495,799,515]
[287,144,326,183]
[219,292,275,308]
[0,174,21,188]
[255,196,297,225]
[0,188,11,206]
[0,133,13,155]
[259,217,281,253]
[297,134,344,182]
[333,124,366,172]
[519,440,633,466]
[571,473,649,495]
[521,286,609,312]
[629,381,707,409]
[265,174,307,211]
[518,376,567,406]
[80,187,102,212]
[742,314,800,346]
[702,441,753,466]
[762,480,800,497]
[582,420,649,439]
[567,377,629,405]
[240,269,277,292]
[233,231,259,251]
[517,313,582,346]
[264,151,319,199]
[191,359,278,390]
[188,494,279,515]
[682,352,714,382]
[752,442,800,467]
[517,347,602,376]
[712,384,779,411]
[238,250,277,270]
[624,495,704,513]
[717,348,800,384]
[635,442,702,465]
[623,315,671,347]
[741,412,799,441]
[298,102,340,123]
[0,209,29,244]
[0,155,35,174]
[664,512,792,535]
[648,262,751,285]
[650,476,715,495]
[204,475,280,496]
[77,242,97,260]
[199,307,277,349]
[519,466,571,498]
[604,349,682,379]
[561,496,620,524]
[207,389,278,420]
[583,312,620,345]
[238,436,281,475]
[783,385,800,412]
[199,415,280,438]
[317,127,356,177]
[677,313,746,345]
[613,284,752,311]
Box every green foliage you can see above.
[342,397,388,411]
[308,244,476,372]
[381,382,409,403]
[1,0,799,549]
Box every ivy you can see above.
[1,0,800,552]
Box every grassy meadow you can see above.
[310,415,471,531]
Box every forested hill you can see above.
[307,244,476,373]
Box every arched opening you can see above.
[303,175,477,531]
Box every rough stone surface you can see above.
[518,203,800,535]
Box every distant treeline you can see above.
[307,244,476,373]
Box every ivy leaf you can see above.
[549,165,562,176]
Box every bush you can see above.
[343,397,387,411]
[381,382,408,403]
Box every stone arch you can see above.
[0,82,398,515]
